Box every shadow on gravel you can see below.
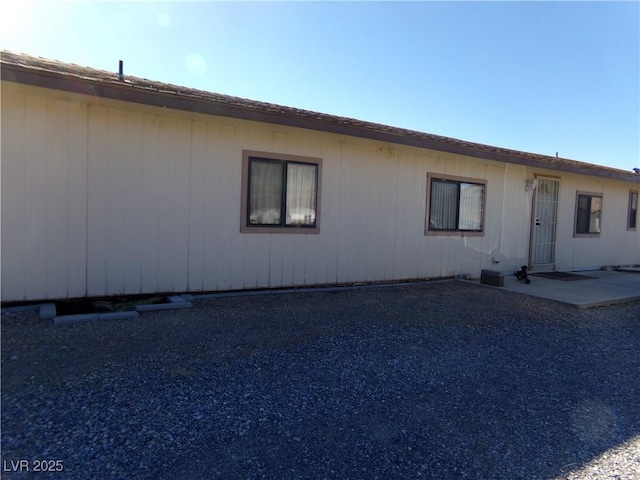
[2,281,639,479]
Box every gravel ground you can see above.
[2,281,639,479]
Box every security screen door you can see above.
[530,178,559,267]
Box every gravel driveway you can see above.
[2,281,639,479]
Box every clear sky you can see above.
[2,1,639,171]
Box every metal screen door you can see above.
[531,178,559,267]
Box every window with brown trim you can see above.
[241,151,321,233]
[425,173,486,236]
[628,190,638,230]
[574,192,602,236]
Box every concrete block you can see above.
[2,304,40,313]
[136,302,193,312]
[54,313,100,325]
[481,269,505,287]
[54,310,140,325]
[98,311,140,321]
[167,295,188,303]
[39,303,57,319]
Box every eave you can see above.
[2,52,638,183]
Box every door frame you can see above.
[528,175,560,270]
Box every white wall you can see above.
[553,174,639,269]
[1,85,88,300]
[2,82,639,301]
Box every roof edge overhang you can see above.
[2,59,638,183]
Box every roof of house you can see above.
[2,50,638,182]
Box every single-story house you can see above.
[2,51,639,302]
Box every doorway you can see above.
[530,177,559,269]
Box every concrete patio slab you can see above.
[478,269,640,309]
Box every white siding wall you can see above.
[1,88,88,300]
[552,174,639,269]
[2,82,639,301]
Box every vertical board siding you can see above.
[362,150,384,282]
[186,120,207,291]
[65,102,89,298]
[120,111,144,294]
[207,122,237,291]
[86,105,109,296]
[44,98,69,298]
[206,122,233,291]
[392,152,416,279]
[315,140,341,285]
[555,176,639,269]
[500,164,531,263]
[104,107,128,295]
[336,142,356,283]
[23,95,50,299]
[1,90,89,300]
[168,118,191,293]
[154,117,178,292]
[1,89,27,300]
[2,82,639,301]
[371,150,397,282]
[139,114,162,294]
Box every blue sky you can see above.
[2,1,638,171]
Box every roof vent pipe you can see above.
[118,60,124,81]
